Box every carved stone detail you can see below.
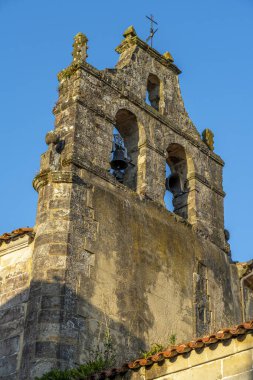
[202,128,214,151]
[72,32,88,63]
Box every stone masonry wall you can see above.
[11,30,248,378]
[0,236,34,379]
[54,40,226,249]
[71,174,242,363]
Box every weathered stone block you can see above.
[0,335,19,357]
[234,333,253,352]
[145,356,189,379]
[0,318,24,340]
[0,305,24,324]
[41,282,65,296]
[0,353,17,376]
[41,295,64,309]
[38,309,63,323]
[46,269,66,281]
[34,232,69,248]
[35,341,58,359]
[223,349,253,377]
[224,370,253,380]
[49,199,70,209]
[49,243,69,256]
[190,360,222,379]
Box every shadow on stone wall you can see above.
[0,279,145,380]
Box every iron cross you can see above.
[146,14,158,48]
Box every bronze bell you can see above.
[165,173,182,195]
[110,147,129,171]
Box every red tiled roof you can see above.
[0,227,34,245]
[91,320,253,379]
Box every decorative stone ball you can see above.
[45,131,59,145]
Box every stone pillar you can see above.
[20,173,78,378]
[20,35,88,377]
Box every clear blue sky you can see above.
[0,0,252,262]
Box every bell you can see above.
[165,173,182,195]
[110,147,129,170]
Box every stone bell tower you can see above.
[21,27,243,379]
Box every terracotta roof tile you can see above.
[0,227,34,245]
[91,319,253,379]
[243,320,253,329]
[230,325,246,335]
[150,353,164,362]
[188,338,204,349]
[202,334,218,345]
[216,329,232,340]
[175,343,191,354]
[162,349,178,358]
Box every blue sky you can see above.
[0,0,252,262]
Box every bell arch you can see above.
[164,143,195,221]
[110,109,140,191]
[146,74,161,111]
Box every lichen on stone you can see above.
[57,63,80,82]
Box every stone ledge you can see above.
[32,171,89,192]
[0,234,34,256]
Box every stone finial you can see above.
[202,129,214,151]
[163,51,174,62]
[115,26,138,56]
[123,25,137,38]
[72,32,88,63]
[45,130,59,145]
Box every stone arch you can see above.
[146,74,162,111]
[110,109,143,192]
[165,143,196,221]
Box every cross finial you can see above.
[146,14,158,48]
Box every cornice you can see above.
[188,173,225,198]
[0,237,31,257]
[138,141,165,157]
[32,171,88,192]
[61,157,136,194]
[32,163,130,194]
[33,160,227,252]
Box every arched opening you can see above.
[110,109,139,191]
[146,74,160,111]
[164,144,189,219]
[164,163,173,211]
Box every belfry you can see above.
[0,27,252,379]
